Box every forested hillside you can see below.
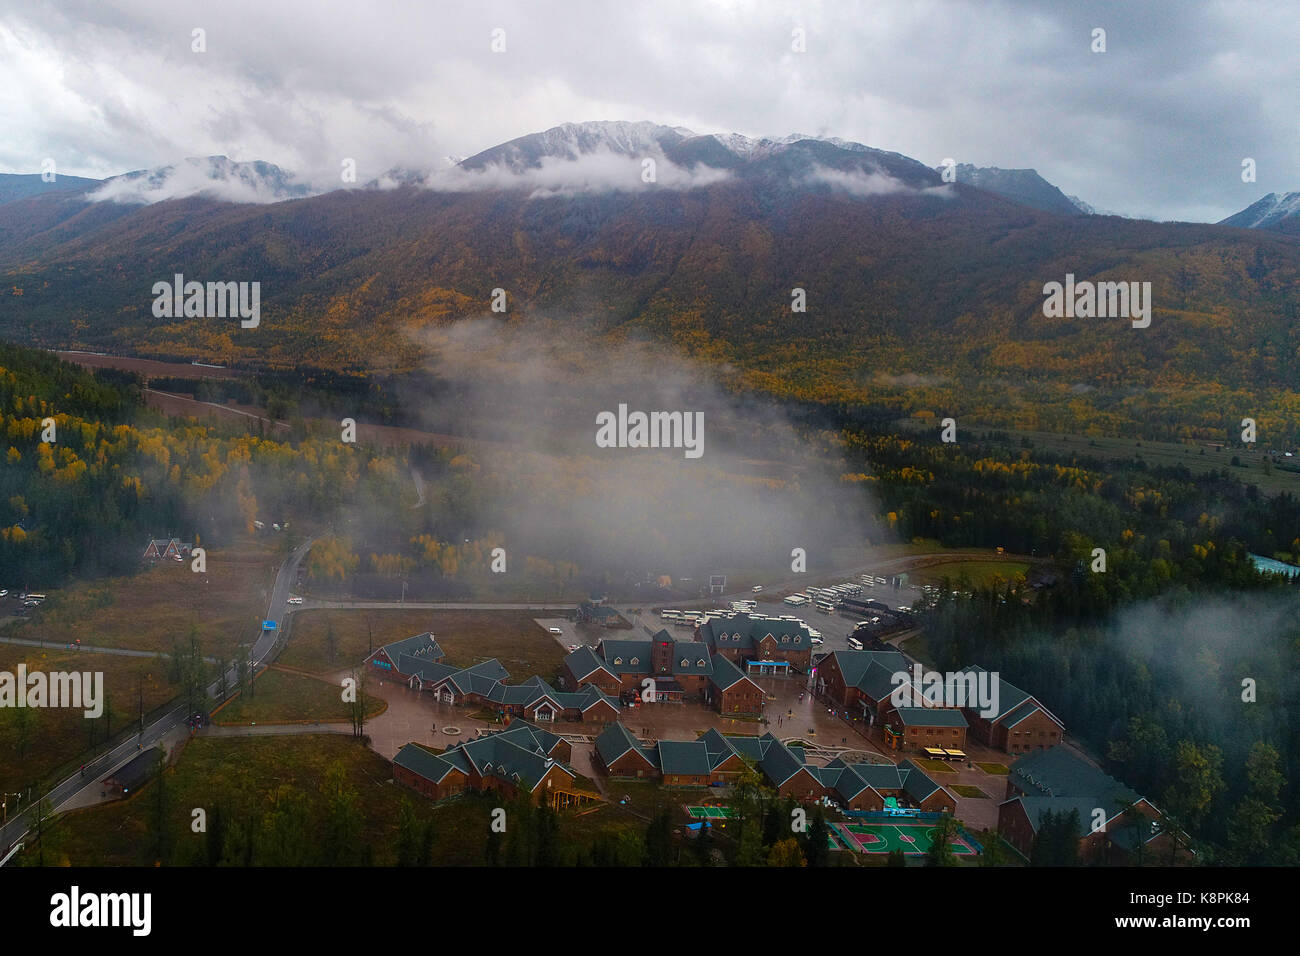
[3,169,1300,444]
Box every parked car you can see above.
[751,585,764,593]
[286,596,304,605]
[0,589,7,598]
[548,627,564,635]
[566,643,580,652]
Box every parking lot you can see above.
[536,617,583,653]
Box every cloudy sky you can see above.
[1,0,1295,222]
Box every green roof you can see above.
[891,706,968,728]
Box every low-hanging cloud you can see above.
[804,163,953,200]
[422,149,730,198]
[396,312,888,582]
[87,156,315,205]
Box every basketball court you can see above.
[831,821,977,855]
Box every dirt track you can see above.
[55,350,240,379]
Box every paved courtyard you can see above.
[327,664,1011,831]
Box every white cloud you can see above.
[1,0,1298,221]
[426,150,730,198]
[86,157,314,204]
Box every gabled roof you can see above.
[670,642,714,676]
[697,612,812,653]
[825,649,911,701]
[447,726,576,792]
[393,743,464,784]
[1000,699,1046,728]
[724,734,773,763]
[562,683,621,714]
[596,722,656,768]
[896,759,946,803]
[890,706,968,728]
[1003,796,1098,837]
[709,652,761,691]
[1009,746,1138,822]
[595,638,654,674]
[755,734,807,785]
[376,631,444,665]
[564,645,614,682]
[579,601,621,620]
[397,656,458,683]
[956,665,1063,729]
[441,658,511,696]
[657,739,713,777]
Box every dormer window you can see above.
[613,657,623,665]
[681,658,689,667]
[697,659,706,667]
[782,636,790,643]
[630,657,639,666]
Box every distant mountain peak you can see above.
[1219,191,1300,231]
[458,120,697,173]
[938,163,1083,215]
[88,155,314,205]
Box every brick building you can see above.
[997,745,1187,863]
[955,666,1065,754]
[563,630,763,715]
[883,706,969,753]
[393,721,599,809]
[812,649,912,725]
[368,633,618,724]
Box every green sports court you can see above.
[685,805,738,819]
[831,821,977,855]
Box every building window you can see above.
[613,657,622,665]
[681,658,689,667]
[782,636,789,643]
[697,659,706,667]
[630,657,638,665]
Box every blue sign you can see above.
[262,620,277,631]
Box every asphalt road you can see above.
[0,539,313,858]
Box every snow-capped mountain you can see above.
[1220,192,1300,231]
[88,156,314,204]
[458,121,697,172]
[453,120,942,192]
[1068,195,1097,215]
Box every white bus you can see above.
[815,602,834,614]
[661,609,681,619]
[847,637,864,650]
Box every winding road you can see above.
[0,539,314,857]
